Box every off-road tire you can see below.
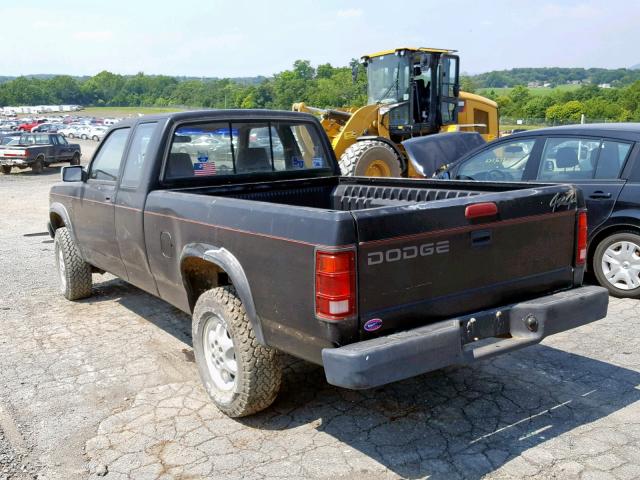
[54,227,93,300]
[593,230,640,299]
[1,165,11,175]
[31,156,45,174]
[193,286,282,417]
[339,140,403,177]
[70,153,81,166]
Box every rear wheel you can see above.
[31,156,44,174]
[54,227,93,300]
[1,165,11,175]
[593,231,640,298]
[192,286,282,417]
[339,140,403,177]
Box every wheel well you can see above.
[182,257,231,311]
[588,223,640,269]
[50,212,65,231]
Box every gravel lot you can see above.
[0,139,639,479]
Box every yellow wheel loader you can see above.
[293,48,498,178]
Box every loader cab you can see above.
[363,48,460,141]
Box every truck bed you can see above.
[175,176,525,211]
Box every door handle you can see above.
[589,191,612,199]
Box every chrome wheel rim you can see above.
[57,247,67,293]
[602,240,640,290]
[202,315,237,391]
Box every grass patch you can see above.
[478,84,582,97]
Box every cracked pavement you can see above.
[1,149,639,479]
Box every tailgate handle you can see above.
[589,191,612,199]
[465,202,498,219]
[471,230,492,247]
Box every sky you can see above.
[2,0,639,77]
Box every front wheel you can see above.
[54,227,93,300]
[192,286,282,417]
[593,231,640,298]
[339,140,403,177]
[1,165,11,175]
[70,153,81,166]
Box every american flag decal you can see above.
[194,161,216,176]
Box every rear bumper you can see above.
[322,286,608,389]
[0,157,30,166]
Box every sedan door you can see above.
[534,136,631,235]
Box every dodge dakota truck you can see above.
[0,132,81,174]
[48,110,609,417]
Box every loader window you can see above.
[367,55,411,105]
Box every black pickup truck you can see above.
[48,110,608,417]
[0,132,81,174]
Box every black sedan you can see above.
[442,123,640,299]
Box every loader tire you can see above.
[54,227,93,300]
[339,140,402,177]
[193,286,282,417]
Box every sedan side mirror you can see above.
[62,165,85,182]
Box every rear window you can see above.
[164,120,330,180]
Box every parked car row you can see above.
[59,124,108,141]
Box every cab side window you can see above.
[89,128,130,181]
[120,123,156,188]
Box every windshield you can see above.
[367,54,410,105]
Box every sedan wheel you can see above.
[594,231,640,298]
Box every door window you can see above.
[120,123,156,188]
[537,138,631,181]
[88,128,130,181]
[456,138,536,181]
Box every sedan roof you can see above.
[508,123,640,141]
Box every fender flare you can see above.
[49,202,77,242]
[180,243,265,345]
[356,136,408,176]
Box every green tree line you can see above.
[484,83,640,122]
[2,60,640,123]
[472,67,640,88]
[0,60,367,111]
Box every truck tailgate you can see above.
[352,184,580,335]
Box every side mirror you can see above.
[62,165,85,182]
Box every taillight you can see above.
[576,211,587,266]
[315,249,356,320]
